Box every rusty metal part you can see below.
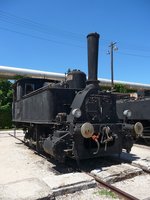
[88,173,139,200]
[93,139,100,155]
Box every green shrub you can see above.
[0,79,13,129]
[0,104,12,129]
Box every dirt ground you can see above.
[0,130,120,200]
[0,130,150,200]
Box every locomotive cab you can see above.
[13,78,54,100]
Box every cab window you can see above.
[25,83,35,95]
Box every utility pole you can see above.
[108,42,118,90]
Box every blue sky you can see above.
[0,0,150,84]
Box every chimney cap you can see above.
[87,32,100,39]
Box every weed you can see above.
[94,188,117,199]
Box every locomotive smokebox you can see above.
[87,32,100,84]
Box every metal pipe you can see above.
[0,65,65,81]
[1,65,150,90]
[98,77,150,90]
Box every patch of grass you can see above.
[94,189,117,199]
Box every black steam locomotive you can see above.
[117,95,150,145]
[12,33,142,162]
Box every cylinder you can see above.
[87,32,100,83]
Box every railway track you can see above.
[9,131,150,200]
[89,173,139,200]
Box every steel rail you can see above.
[88,173,139,200]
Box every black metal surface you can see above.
[117,98,150,120]
[66,70,86,89]
[13,78,54,101]
[13,87,76,123]
[117,97,150,142]
[87,33,99,83]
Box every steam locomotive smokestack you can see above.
[87,32,100,84]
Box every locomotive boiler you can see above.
[12,33,142,162]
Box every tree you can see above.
[101,84,136,93]
[0,80,13,129]
[114,84,136,93]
